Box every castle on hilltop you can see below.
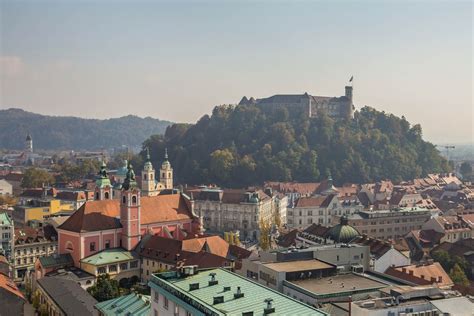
[238,84,354,120]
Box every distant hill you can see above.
[0,108,172,151]
[142,105,449,187]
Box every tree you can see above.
[432,250,453,272]
[210,149,235,184]
[259,218,271,251]
[32,290,40,309]
[21,168,55,188]
[460,162,472,180]
[450,263,469,286]
[87,274,120,302]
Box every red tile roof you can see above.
[58,193,194,233]
[296,195,333,208]
[0,273,25,301]
[385,262,453,288]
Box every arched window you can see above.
[144,174,147,180]
[95,192,99,200]
[104,192,109,199]
[162,172,165,178]
[168,172,171,178]
[65,241,74,252]
[132,196,137,205]
[122,196,126,204]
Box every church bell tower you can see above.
[159,148,173,190]
[94,161,112,200]
[141,148,157,196]
[120,162,141,251]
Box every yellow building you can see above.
[13,199,74,224]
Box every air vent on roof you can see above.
[223,286,231,292]
[242,312,254,316]
[263,298,275,315]
[213,296,224,305]
[234,286,244,299]
[209,272,218,286]
[189,283,199,291]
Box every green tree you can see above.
[432,250,453,272]
[87,274,120,302]
[450,263,469,286]
[259,218,271,251]
[460,162,472,180]
[21,168,55,188]
[210,149,235,184]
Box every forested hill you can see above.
[143,105,449,187]
[0,108,172,150]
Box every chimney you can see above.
[420,274,425,280]
[402,267,407,273]
[408,270,414,276]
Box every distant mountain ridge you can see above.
[0,108,172,151]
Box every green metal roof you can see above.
[0,212,12,226]
[149,268,328,316]
[95,293,151,316]
[39,253,73,269]
[325,216,360,243]
[80,248,138,266]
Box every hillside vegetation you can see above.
[143,104,449,187]
[0,108,172,150]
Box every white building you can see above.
[0,212,14,260]
[0,179,13,196]
[189,187,286,241]
[287,194,363,229]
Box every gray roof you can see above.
[37,277,98,316]
[430,297,474,316]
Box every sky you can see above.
[0,0,472,144]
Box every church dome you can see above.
[325,215,360,243]
[117,160,128,177]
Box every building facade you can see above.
[238,84,355,120]
[339,207,432,240]
[190,187,283,241]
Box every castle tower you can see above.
[141,148,158,196]
[159,148,173,190]
[344,85,354,119]
[94,161,112,200]
[25,133,33,153]
[120,162,141,251]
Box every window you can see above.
[154,291,159,303]
[336,255,339,261]
[174,304,179,316]
[122,196,126,204]
[109,265,117,272]
[104,192,110,199]
[90,242,96,252]
[120,263,128,270]
[164,297,169,309]
[130,261,138,268]
[105,240,110,249]
[154,309,158,316]
[95,192,99,200]
[144,174,147,180]
[132,195,137,205]
[98,267,106,274]
[186,312,192,316]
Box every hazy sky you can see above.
[1,0,472,143]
